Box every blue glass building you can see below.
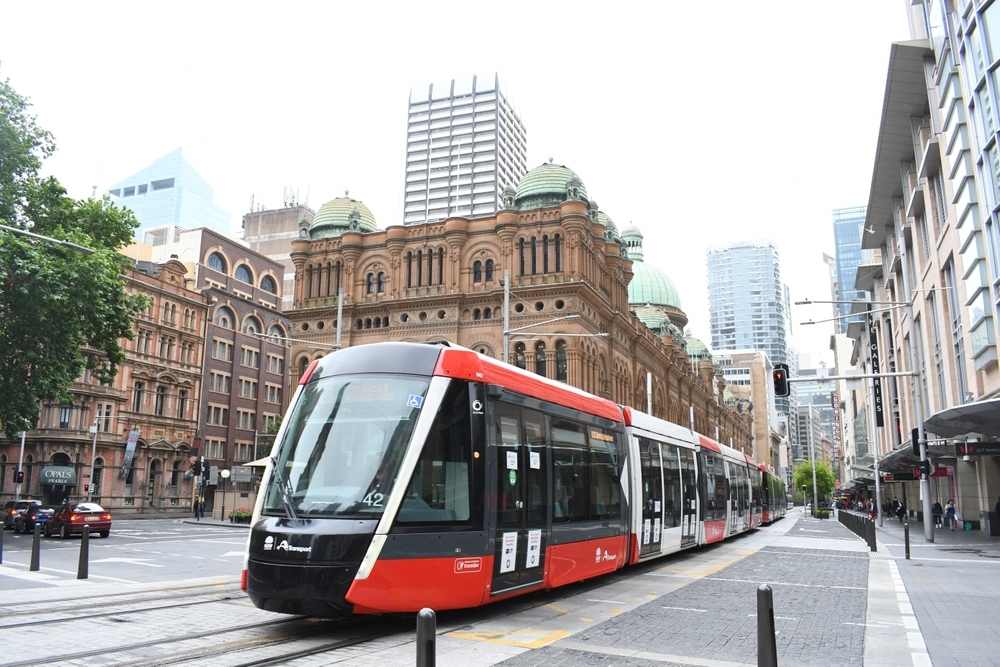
[106,148,232,243]
[832,206,867,333]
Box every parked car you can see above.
[1,500,42,530]
[14,505,56,533]
[45,502,112,539]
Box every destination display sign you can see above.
[954,441,1000,456]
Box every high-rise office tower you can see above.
[403,73,527,225]
[707,240,789,411]
[832,206,867,333]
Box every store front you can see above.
[39,464,77,504]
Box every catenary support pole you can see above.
[757,584,778,667]
[78,525,89,579]
[904,522,910,560]
[416,607,436,667]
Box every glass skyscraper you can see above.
[832,206,867,333]
[707,240,789,411]
[403,73,527,225]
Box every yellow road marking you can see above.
[579,617,592,622]
[608,608,623,616]
[447,629,570,649]
[545,603,568,614]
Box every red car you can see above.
[45,502,112,539]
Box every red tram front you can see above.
[243,342,629,616]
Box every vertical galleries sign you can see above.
[868,311,885,427]
[119,429,141,479]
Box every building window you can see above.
[237,410,256,431]
[535,341,547,378]
[486,259,494,281]
[210,372,231,393]
[428,248,434,286]
[177,389,188,419]
[59,406,71,429]
[473,260,482,283]
[213,340,234,360]
[132,381,144,413]
[417,250,423,286]
[377,272,386,293]
[242,348,260,368]
[208,406,229,426]
[235,265,253,284]
[543,236,549,273]
[266,384,282,404]
[438,248,444,285]
[214,307,235,329]
[514,342,526,370]
[556,340,568,383]
[267,324,285,344]
[242,316,261,335]
[519,238,526,276]
[239,379,258,399]
[555,234,562,273]
[944,261,969,401]
[260,275,277,294]
[155,387,166,416]
[406,252,413,288]
[267,354,284,374]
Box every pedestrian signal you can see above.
[772,363,790,397]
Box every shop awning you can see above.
[246,457,271,468]
[40,465,77,486]
[924,398,1000,438]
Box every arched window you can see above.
[298,357,308,381]
[473,261,482,283]
[208,252,226,273]
[428,248,434,286]
[555,234,562,273]
[556,340,568,383]
[531,236,537,275]
[383,317,390,327]
[377,272,386,293]
[268,324,285,343]
[535,342,547,377]
[183,309,192,329]
[242,316,261,335]
[417,250,423,286]
[132,381,145,412]
[260,275,277,294]
[364,318,372,329]
[214,307,235,329]
[406,252,413,288]
[543,236,549,273]
[486,259,494,281]
[473,309,481,320]
[373,317,380,329]
[177,389,188,418]
[155,386,166,416]
[484,307,492,319]
[438,248,444,285]
[366,273,375,295]
[519,239,526,276]
[514,343,526,370]
[356,319,363,330]
[169,304,176,324]
[235,265,253,284]
[306,265,314,299]
[171,460,181,492]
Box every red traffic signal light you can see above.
[14,470,24,484]
[772,363,790,397]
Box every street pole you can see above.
[895,217,934,542]
[15,431,25,501]
[502,270,510,363]
[220,468,230,521]
[335,287,344,350]
[809,405,818,514]
[87,417,99,502]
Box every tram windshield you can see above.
[263,374,429,518]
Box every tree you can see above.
[265,414,283,435]
[0,72,146,435]
[793,460,836,503]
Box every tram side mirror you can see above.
[486,384,504,398]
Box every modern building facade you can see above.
[106,148,232,242]
[832,206,868,333]
[707,240,790,414]
[241,204,316,309]
[286,163,755,456]
[846,1,1000,534]
[714,350,785,472]
[403,74,527,225]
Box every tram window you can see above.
[263,375,429,518]
[398,382,471,524]
[550,419,588,522]
[661,444,681,528]
[588,428,619,520]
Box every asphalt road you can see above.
[0,518,247,590]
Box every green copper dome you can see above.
[623,225,681,310]
[514,163,587,210]
[595,210,619,241]
[685,336,711,361]
[310,196,377,239]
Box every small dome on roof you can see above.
[514,163,587,210]
[310,195,377,239]
[685,336,712,361]
[595,210,619,240]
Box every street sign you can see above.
[883,474,894,482]
[954,441,1000,456]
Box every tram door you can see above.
[679,449,698,546]
[492,403,548,594]
[638,438,663,557]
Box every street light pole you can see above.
[219,468,231,521]
[809,405,818,515]
[15,431,25,500]
[502,270,510,363]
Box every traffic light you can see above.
[193,459,202,476]
[14,469,24,484]
[919,459,931,478]
[772,363,790,397]
[911,428,920,457]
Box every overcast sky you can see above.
[0,1,911,366]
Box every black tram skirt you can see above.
[246,559,359,616]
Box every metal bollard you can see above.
[78,525,90,579]
[29,524,41,571]
[904,522,910,560]
[757,584,778,667]
[416,607,436,667]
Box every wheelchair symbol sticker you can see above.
[407,394,424,408]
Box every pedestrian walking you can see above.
[945,498,956,530]
[892,497,901,522]
[194,496,203,521]
[932,500,943,528]
[896,500,906,523]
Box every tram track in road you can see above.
[0,580,243,626]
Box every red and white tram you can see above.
[242,342,785,616]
